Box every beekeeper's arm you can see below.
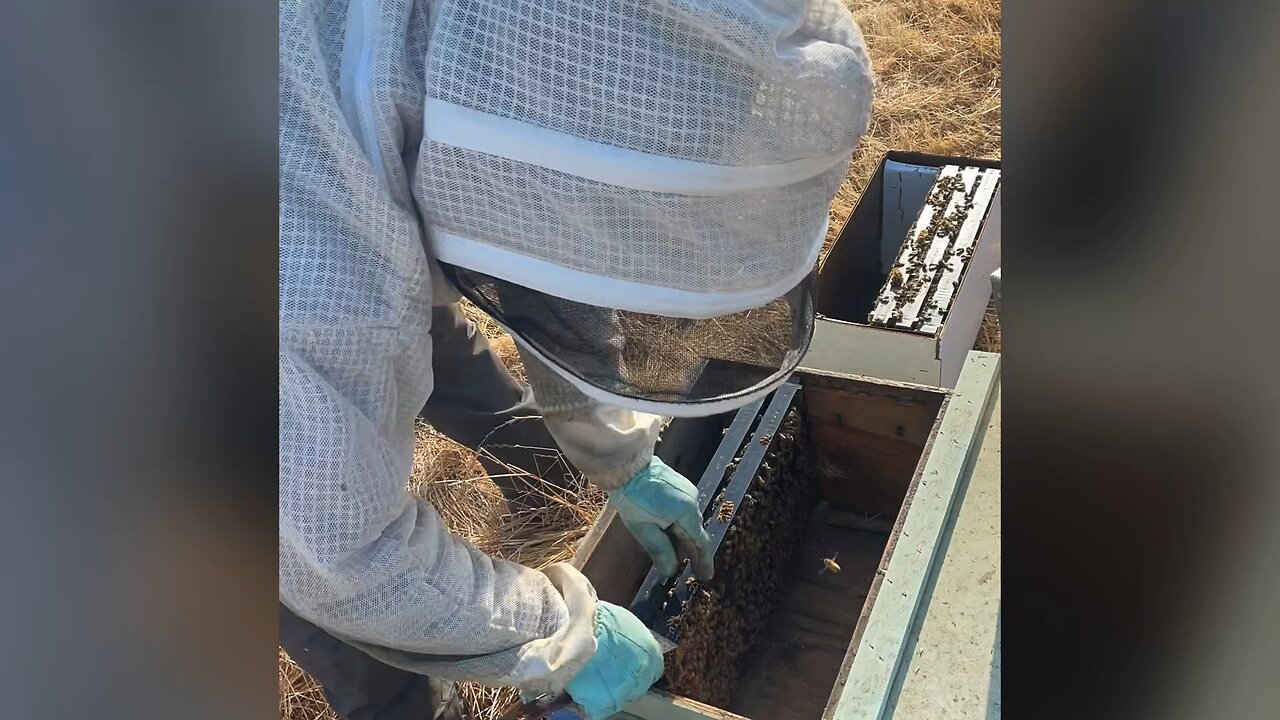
[278,0,603,694]
[520,348,716,580]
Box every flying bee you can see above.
[821,553,842,575]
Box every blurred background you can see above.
[1,0,1277,718]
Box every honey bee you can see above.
[758,433,771,446]
[718,501,735,522]
[821,553,842,575]
[889,266,905,286]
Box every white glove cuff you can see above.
[543,406,659,490]
[511,563,599,696]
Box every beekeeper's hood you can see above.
[420,0,873,416]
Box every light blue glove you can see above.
[608,457,715,580]
[565,601,664,719]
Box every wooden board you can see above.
[823,509,896,534]
[804,387,940,447]
[624,691,752,720]
[826,352,1001,720]
[886,385,1001,718]
[936,190,1002,388]
[798,370,947,417]
[729,517,889,720]
[810,422,926,517]
[801,370,945,515]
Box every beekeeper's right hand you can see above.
[564,601,664,719]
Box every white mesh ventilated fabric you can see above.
[418,0,873,309]
[424,145,846,297]
[280,0,596,690]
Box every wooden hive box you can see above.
[572,353,1001,720]
[803,151,1001,388]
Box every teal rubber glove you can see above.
[608,457,715,580]
[565,601,664,719]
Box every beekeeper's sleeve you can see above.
[279,0,594,693]
[518,344,663,491]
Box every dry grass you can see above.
[280,648,338,720]
[827,0,1002,254]
[975,301,1002,353]
[462,303,525,381]
[281,1,1000,716]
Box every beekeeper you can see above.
[279,0,872,718]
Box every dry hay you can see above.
[975,301,1002,353]
[827,0,1001,257]
[280,1,1000,716]
[461,300,525,381]
[279,648,338,720]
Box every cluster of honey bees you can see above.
[663,404,818,707]
[870,171,979,329]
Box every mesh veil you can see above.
[445,265,816,413]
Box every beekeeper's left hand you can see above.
[607,457,715,580]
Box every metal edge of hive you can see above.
[629,394,766,626]
[631,380,804,644]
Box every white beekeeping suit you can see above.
[280,0,871,696]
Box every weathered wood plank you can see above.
[730,520,887,720]
[886,385,1001,719]
[799,367,945,515]
[804,387,940,448]
[810,420,929,516]
[624,690,752,720]
[797,366,949,402]
[827,352,1001,720]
